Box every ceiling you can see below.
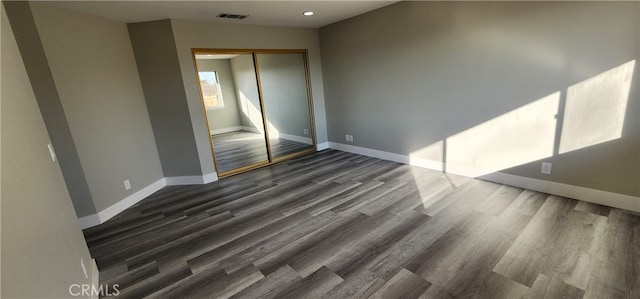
[195,54,240,59]
[44,1,400,28]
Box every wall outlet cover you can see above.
[541,162,552,174]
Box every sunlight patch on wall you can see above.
[409,140,444,171]
[559,60,635,154]
[238,91,280,138]
[239,91,265,134]
[445,92,560,177]
[267,122,281,139]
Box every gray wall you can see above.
[30,2,164,213]
[170,19,329,175]
[258,53,312,140]
[195,59,243,132]
[2,5,94,296]
[320,1,639,196]
[3,1,96,217]
[230,55,264,132]
[128,19,203,177]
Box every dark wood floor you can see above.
[212,131,312,173]
[84,150,639,299]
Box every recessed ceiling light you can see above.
[303,11,314,16]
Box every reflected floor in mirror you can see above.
[212,131,311,173]
[84,150,639,299]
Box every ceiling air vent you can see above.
[217,13,248,20]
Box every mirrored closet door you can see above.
[194,49,316,177]
[194,53,269,174]
[256,53,315,160]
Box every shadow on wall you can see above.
[409,60,636,177]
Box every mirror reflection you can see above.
[257,53,315,159]
[195,50,317,177]
[195,54,269,173]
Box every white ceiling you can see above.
[195,54,240,59]
[44,1,400,28]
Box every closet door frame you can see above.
[191,48,317,178]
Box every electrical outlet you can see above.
[541,162,552,174]
[345,134,354,142]
[124,179,131,190]
[303,129,309,135]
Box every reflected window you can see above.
[198,71,224,109]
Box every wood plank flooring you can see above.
[212,131,312,173]
[84,150,640,298]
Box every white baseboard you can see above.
[203,172,218,184]
[242,126,262,134]
[165,172,217,185]
[328,142,412,165]
[409,156,445,172]
[480,172,640,212]
[78,178,166,229]
[211,128,312,146]
[77,214,102,230]
[328,142,640,213]
[165,175,203,185]
[78,172,218,229]
[278,133,313,145]
[316,142,329,151]
[210,126,242,135]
